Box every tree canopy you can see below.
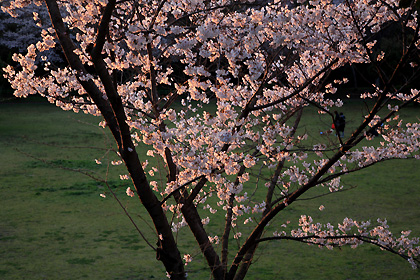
[2,0,420,279]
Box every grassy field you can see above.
[1,99,420,279]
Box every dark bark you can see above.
[221,194,235,274]
[181,203,225,279]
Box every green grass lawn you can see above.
[1,99,420,279]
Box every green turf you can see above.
[0,102,167,279]
[1,100,419,279]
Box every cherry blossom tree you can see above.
[2,0,420,279]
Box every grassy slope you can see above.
[0,102,166,279]
[0,100,419,279]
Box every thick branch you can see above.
[44,0,185,278]
[221,194,235,273]
[90,0,115,60]
[44,0,121,146]
[180,201,224,279]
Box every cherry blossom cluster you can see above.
[272,216,420,268]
